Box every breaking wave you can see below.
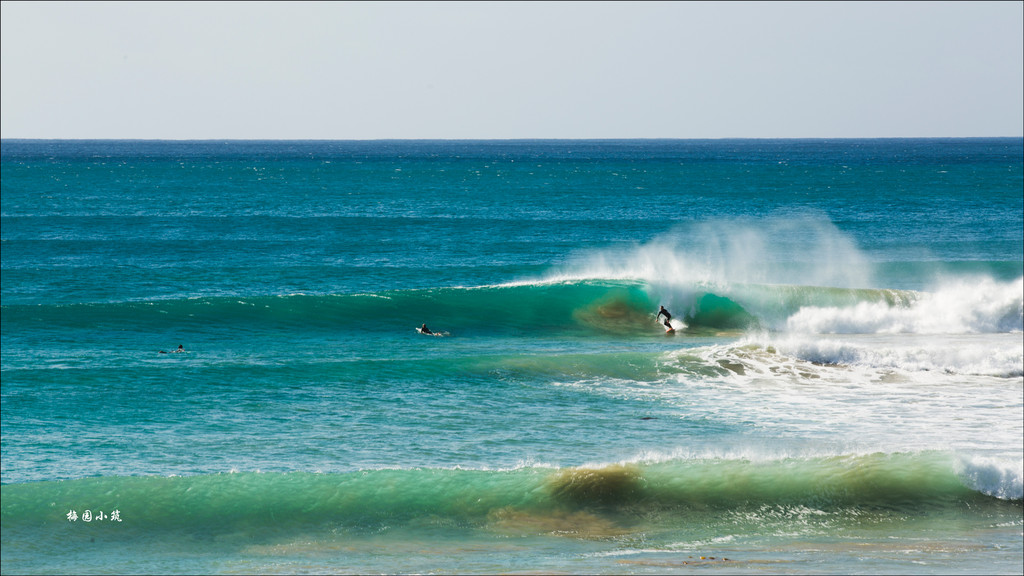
[2,452,1018,537]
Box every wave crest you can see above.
[786,277,1023,335]
[4,276,1019,338]
[3,453,1016,535]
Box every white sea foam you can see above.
[786,277,1023,335]
[769,334,1024,377]
[579,337,1024,467]
[955,455,1024,500]
[683,332,1024,383]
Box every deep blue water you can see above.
[2,139,1022,574]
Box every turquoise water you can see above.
[2,139,1022,574]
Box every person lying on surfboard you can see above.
[419,324,433,335]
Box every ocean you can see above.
[1,138,1021,574]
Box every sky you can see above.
[1,1,1022,139]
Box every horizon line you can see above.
[3,136,1023,142]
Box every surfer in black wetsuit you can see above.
[657,306,672,324]
[420,324,433,335]
[657,306,674,330]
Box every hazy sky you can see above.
[2,1,1022,139]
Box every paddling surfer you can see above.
[419,324,433,335]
